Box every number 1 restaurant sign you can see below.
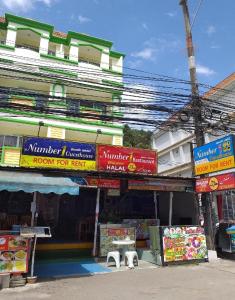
[97,145,157,175]
[193,135,235,176]
[20,137,96,171]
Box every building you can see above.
[0,12,125,164]
[152,73,235,177]
[0,13,127,254]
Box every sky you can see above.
[0,0,234,89]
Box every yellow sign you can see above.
[195,156,235,176]
[208,177,219,191]
[20,155,96,171]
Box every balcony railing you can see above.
[15,43,39,53]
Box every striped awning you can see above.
[0,170,80,195]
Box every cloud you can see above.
[131,47,156,61]
[206,25,216,36]
[130,36,181,67]
[166,11,177,18]
[210,45,220,49]
[1,0,54,12]
[78,15,91,24]
[196,64,216,76]
[142,22,148,30]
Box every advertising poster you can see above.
[20,137,96,171]
[162,226,208,263]
[99,225,136,256]
[97,145,157,175]
[123,219,158,239]
[193,135,235,175]
[196,173,235,193]
[0,235,29,273]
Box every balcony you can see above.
[15,43,39,53]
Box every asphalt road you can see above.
[1,259,235,300]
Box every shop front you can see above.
[194,134,235,257]
[196,172,235,257]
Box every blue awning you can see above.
[0,171,80,195]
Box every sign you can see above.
[162,226,208,263]
[193,135,235,175]
[196,173,235,193]
[99,225,136,257]
[128,178,194,192]
[0,235,29,273]
[97,145,157,175]
[20,137,96,171]
[123,219,159,240]
[86,178,120,189]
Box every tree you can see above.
[123,124,152,149]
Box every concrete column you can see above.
[179,145,185,163]
[112,56,123,73]
[39,37,49,55]
[6,28,17,47]
[69,44,79,62]
[100,51,110,69]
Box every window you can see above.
[48,50,56,56]
[66,99,80,114]
[0,136,22,147]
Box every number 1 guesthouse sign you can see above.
[20,137,96,171]
[193,135,235,176]
[97,145,157,175]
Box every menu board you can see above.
[123,219,159,240]
[99,225,136,257]
[162,226,208,263]
[0,235,29,273]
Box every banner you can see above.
[86,178,120,189]
[193,135,235,175]
[128,178,193,192]
[0,235,29,273]
[20,137,96,171]
[97,145,157,175]
[162,226,207,263]
[196,173,235,193]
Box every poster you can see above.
[193,135,235,175]
[196,173,235,193]
[123,219,158,239]
[162,226,208,263]
[20,137,96,171]
[99,225,136,257]
[0,235,29,273]
[98,145,157,175]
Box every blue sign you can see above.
[193,135,235,163]
[22,137,96,160]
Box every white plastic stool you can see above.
[107,251,120,268]
[125,251,138,268]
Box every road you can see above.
[1,259,235,300]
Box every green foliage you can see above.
[123,124,152,149]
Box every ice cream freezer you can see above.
[148,225,208,266]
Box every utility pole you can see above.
[179,0,214,249]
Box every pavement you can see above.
[1,258,235,300]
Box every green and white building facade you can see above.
[0,13,125,166]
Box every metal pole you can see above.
[169,192,173,226]
[92,188,100,257]
[30,235,37,278]
[153,191,159,224]
[31,192,37,227]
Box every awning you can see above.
[0,171,80,195]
